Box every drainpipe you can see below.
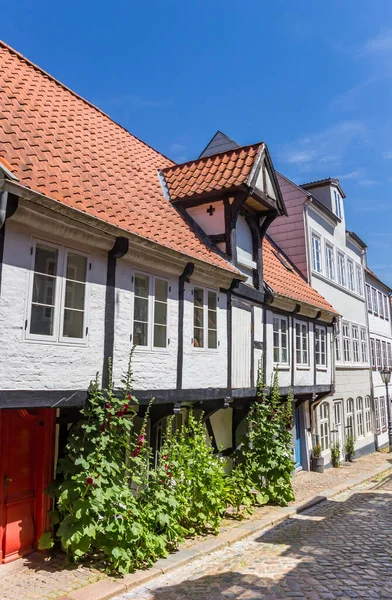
[0,190,8,229]
[362,250,378,450]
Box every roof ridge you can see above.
[163,141,264,171]
[0,39,174,164]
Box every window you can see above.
[193,288,218,349]
[378,291,384,318]
[347,259,355,292]
[346,398,354,437]
[193,287,204,348]
[376,339,382,369]
[236,215,256,285]
[207,291,218,349]
[133,274,169,348]
[370,338,376,369]
[325,244,335,280]
[342,322,351,362]
[338,253,346,287]
[374,397,380,432]
[372,287,378,316]
[273,316,289,364]
[384,295,389,321]
[154,279,168,348]
[356,265,363,296]
[315,326,326,366]
[366,284,372,313]
[28,241,88,342]
[352,326,360,363]
[335,332,341,363]
[380,396,387,431]
[319,403,330,451]
[356,397,364,437]
[365,396,372,434]
[312,234,322,273]
[388,342,392,369]
[295,322,308,365]
[382,340,388,367]
[333,189,342,219]
[360,328,368,363]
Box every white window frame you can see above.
[346,398,355,437]
[342,321,351,363]
[370,338,376,369]
[378,291,384,319]
[273,316,289,365]
[26,239,89,345]
[295,321,309,366]
[376,339,382,369]
[319,402,330,452]
[374,397,380,433]
[337,252,346,287]
[335,331,342,363]
[372,287,378,316]
[382,340,388,368]
[364,395,372,434]
[360,328,368,364]
[192,287,218,351]
[352,325,360,363]
[325,243,335,280]
[132,271,170,351]
[384,295,389,321]
[380,396,387,431]
[315,325,327,367]
[333,189,342,219]
[366,284,372,313]
[347,259,355,292]
[356,265,363,297]
[388,342,392,369]
[356,396,364,438]
[311,233,322,274]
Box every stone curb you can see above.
[63,461,392,600]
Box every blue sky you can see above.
[3,1,392,282]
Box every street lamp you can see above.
[380,367,392,452]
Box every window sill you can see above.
[24,337,88,348]
[316,366,328,372]
[296,365,311,371]
[273,364,290,371]
[312,271,365,302]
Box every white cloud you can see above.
[358,178,378,187]
[337,170,364,180]
[383,151,392,159]
[363,31,392,55]
[279,121,365,174]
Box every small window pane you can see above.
[194,328,204,348]
[208,310,217,329]
[32,274,56,305]
[194,307,203,327]
[134,322,148,346]
[66,253,87,282]
[34,244,58,276]
[30,305,54,336]
[63,309,84,338]
[154,324,166,348]
[64,281,85,310]
[155,279,168,302]
[208,329,217,349]
[135,274,149,298]
[208,291,216,310]
[194,288,204,307]
[134,297,148,322]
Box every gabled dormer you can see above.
[301,178,346,222]
[159,140,286,294]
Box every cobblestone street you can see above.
[116,474,392,600]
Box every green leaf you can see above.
[38,531,54,550]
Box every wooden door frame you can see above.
[0,408,55,563]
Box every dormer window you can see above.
[333,189,342,219]
[236,215,256,285]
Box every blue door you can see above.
[294,408,302,469]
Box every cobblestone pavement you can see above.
[116,474,392,600]
[0,452,390,600]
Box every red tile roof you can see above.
[161,144,263,201]
[263,237,338,314]
[0,42,237,273]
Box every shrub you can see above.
[313,443,322,458]
[331,442,341,468]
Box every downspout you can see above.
[176,262,194,390]
[0,191,8,297]
[362,252,378,450]
[303,200,313,283]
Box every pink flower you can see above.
[127,394,131,400]
[138,434,145,445]
[105,403,111,410]
[117,409,125,417]
[123,403,129,411]
[162,455,168,460]
[132,447,140,458]
[164,464,169,471]
[86,477,94,485]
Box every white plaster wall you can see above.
[187,202,225,235]
[182,282,228,389]
[0,221,106,391]
[112,260,178,390]
[253,305,264,385]
[367,276,392,339]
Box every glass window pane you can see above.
[133,321,148,346]
[208,329,217,349]
[30,305,54,336]
[32,273,56,305]
[154,324,167,348]
[194,288,204,307]
[64,281,85,310]
[208,291,217,310]
[154,301,167,325]
[34,244,58,276]
[66,253,87,282]
[155,279,168,302]
[194,306,203,327]
[194,328,204,348]
[63,309,84,338]
[208,310,217,329]
[134,297,148,322]
[135,274,149,298]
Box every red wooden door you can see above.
[0,409,55,563]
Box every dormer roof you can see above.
[301,177,346,199]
